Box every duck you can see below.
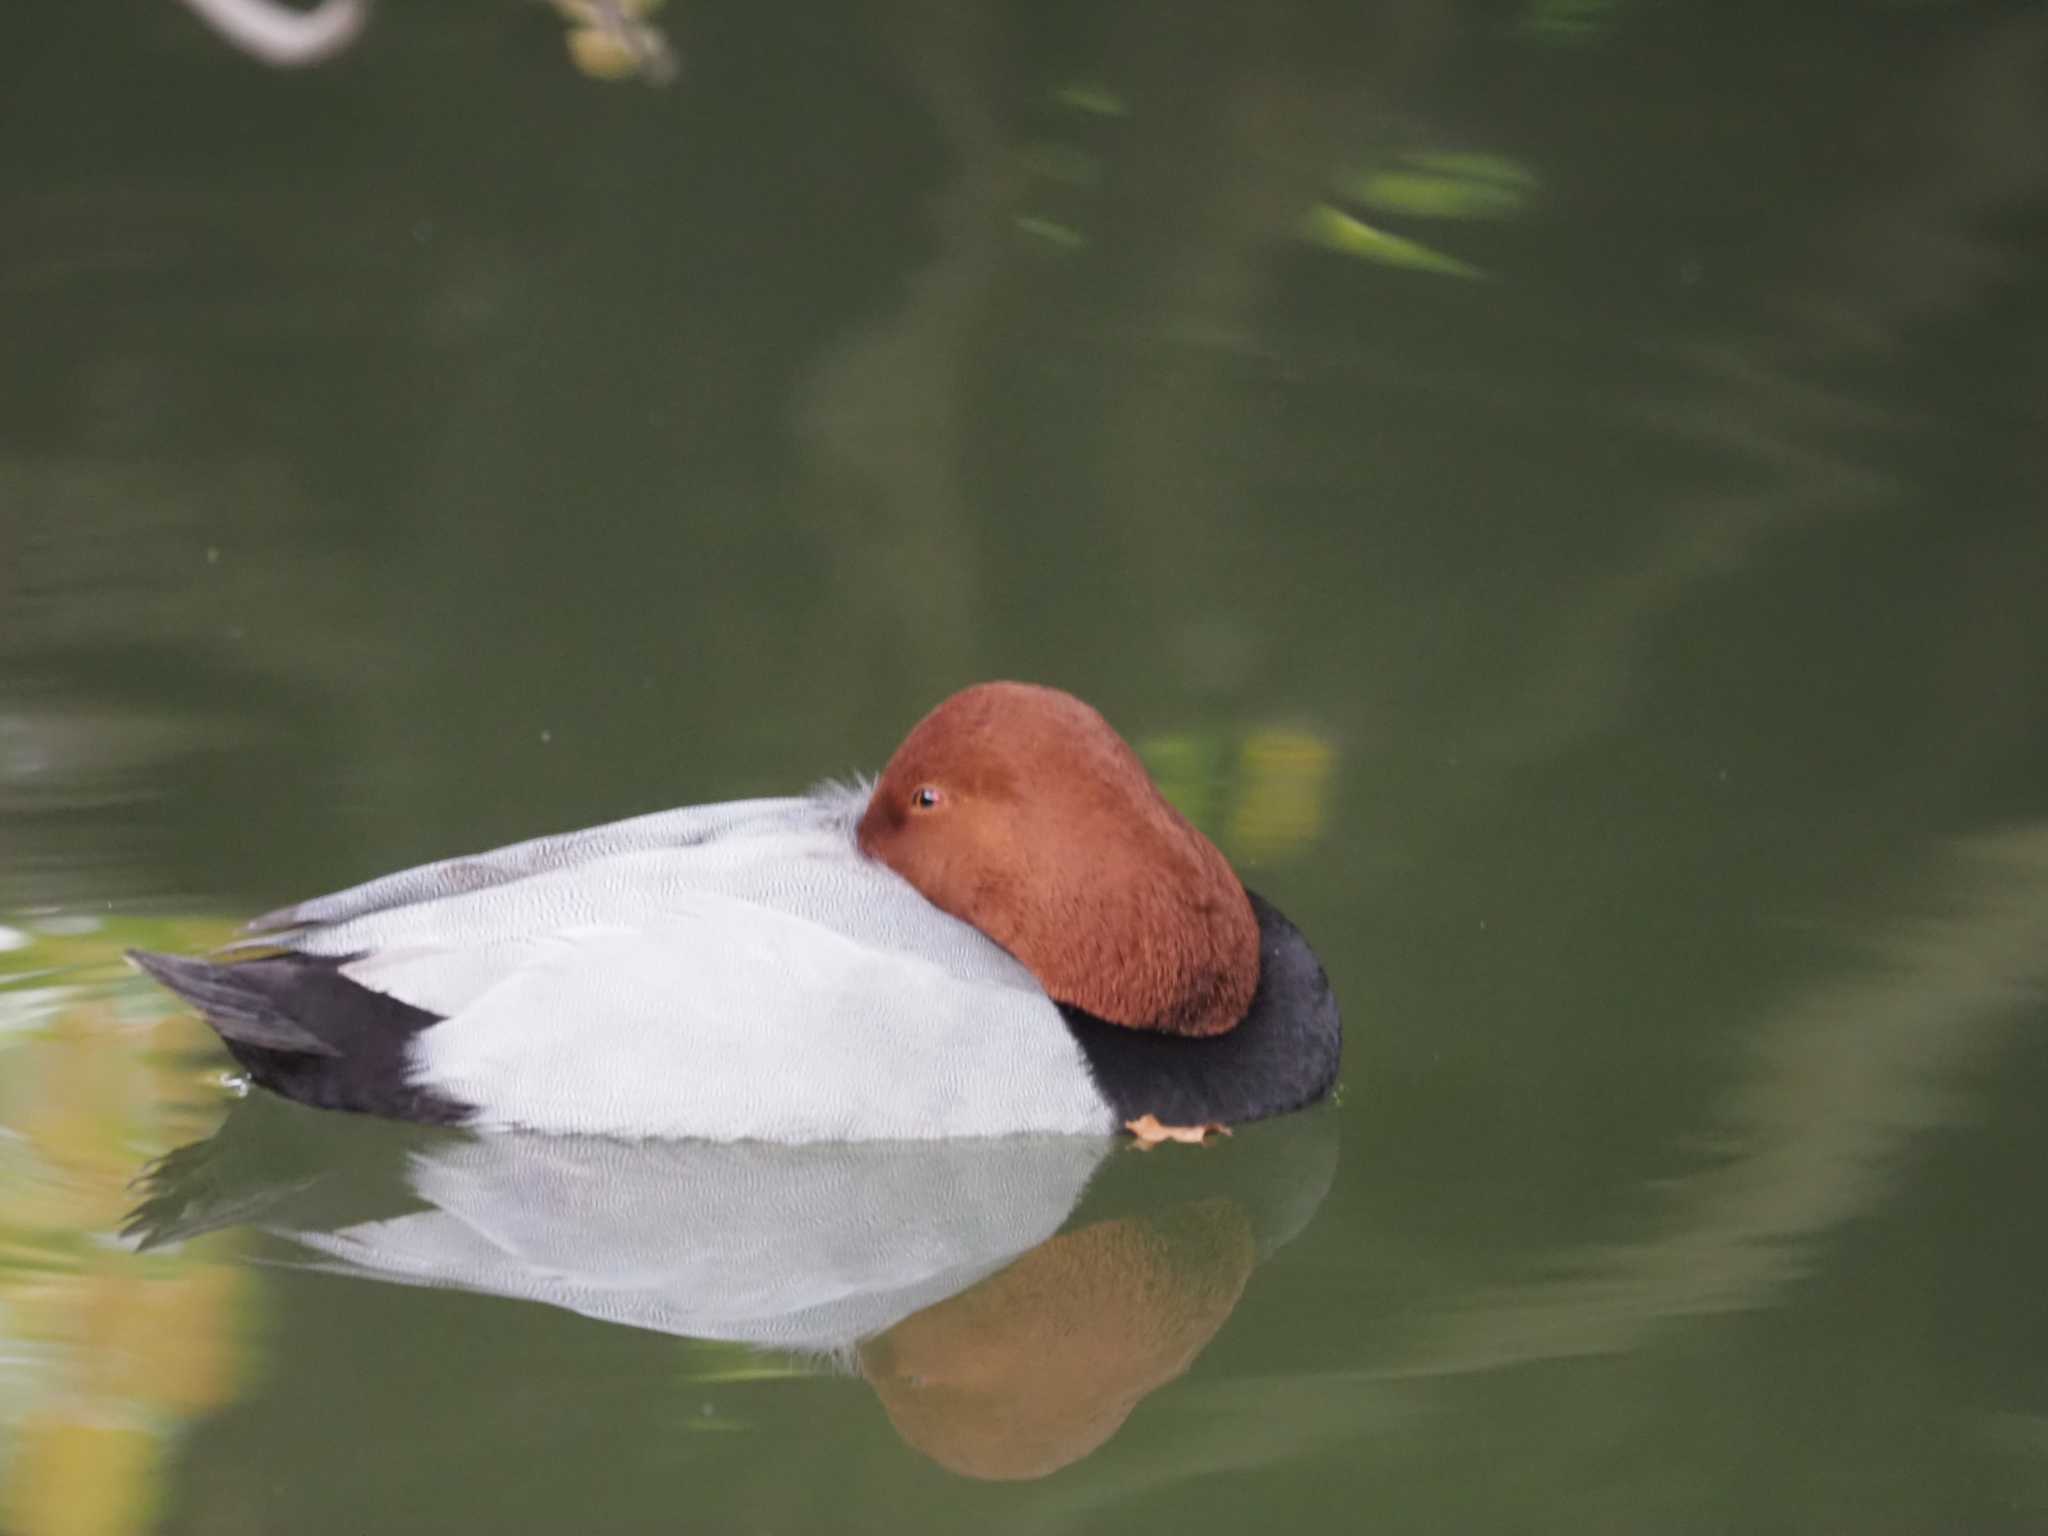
[129,682,1341,1142]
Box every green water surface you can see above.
[4,1,2048,1531]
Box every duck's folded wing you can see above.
[245,794,822,934]
[286,789,1039,994]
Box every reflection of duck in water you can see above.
[130,1099,1337,1478]
[129,683,1339,1143]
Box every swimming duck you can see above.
[130,682,1340,1141]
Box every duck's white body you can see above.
[257,784,1121,1141]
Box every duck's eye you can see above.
[911,786,943,811]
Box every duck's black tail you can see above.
[127,949,473,1125]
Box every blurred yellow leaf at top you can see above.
[549,0,675,83]
[566,26,639,80]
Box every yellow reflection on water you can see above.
[0,917,246,1536]
[1141,724,1338,867]
[548,0,676,84]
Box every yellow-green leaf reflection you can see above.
[1138,733,1227,837]
[1140,725,1336,865]
[1229,730,1338,865]
[1013,215,1088,251]
[1336,152,1539,221]
[0,915,250,1536]
[1051,81,1129,118]
[1521,0,1623,38]
[1297,205,1488,280]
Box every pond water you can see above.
[5,1,2048,1530]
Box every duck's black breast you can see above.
[1059,891,1342,1127]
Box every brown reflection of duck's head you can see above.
[858,1198,1257,1480]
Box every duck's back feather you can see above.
[244,795,819,935]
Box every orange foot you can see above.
[1124,1114,1232,1148]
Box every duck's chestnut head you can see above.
[858,682,1259,1038]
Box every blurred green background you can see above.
[4,0,2047,1530]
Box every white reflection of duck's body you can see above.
[277,1133,1112,1350]
[136,1105,1336,1477]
